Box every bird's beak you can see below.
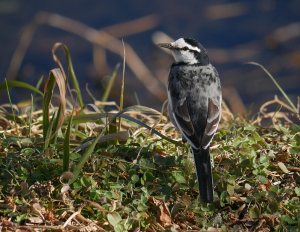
[157,43,173,49]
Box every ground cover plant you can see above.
[1,43,300,232]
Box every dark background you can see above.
[1,0,300,115]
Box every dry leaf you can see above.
[27,217,43,224]
[148,197,172,227]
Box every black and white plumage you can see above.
[158,38,222,203]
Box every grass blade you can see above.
[119,40,126,132]
[0,81,43,96]
[134,92,140,105]
[64,105,185,147]
[44,111,56,149]
[101,63,121,103]
[73,131,129,153]
[42,69,66,143]
[68,131,102,185]
[52,43,84,107]
[42,72,56,141]
[63,98,77,172]
[28,94,34,138]
[29,76,43,138]
[50,104,62,145]
[245,62,298,114]
[51,73,68,145]
[5,79,21,147]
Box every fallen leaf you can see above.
[27,216,43,224]
[148,197,172,227]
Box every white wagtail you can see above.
[158,38,222,203]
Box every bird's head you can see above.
[158,38,209,65]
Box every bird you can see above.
[157,38,222,203]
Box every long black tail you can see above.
[192,147,213,203]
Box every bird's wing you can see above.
[201,98,221,149]
[171,99,201,149]
[168,64,221,149]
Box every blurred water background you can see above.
[1,0,300,116]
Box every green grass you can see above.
[0,43,300,232]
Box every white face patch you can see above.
[172,38,201,52]
[170,38,201,64]
[171,50,197,64]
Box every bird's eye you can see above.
[183,46,189,51]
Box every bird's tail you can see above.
[192,147,213,203]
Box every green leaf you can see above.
[249,206,260,220]
[114,224,125,232]
[107,212,122,227]
[295,187,300,196]
[69,153,81,161]
[118,162,126,172]
[267,191,277,200]
[239,147,251,156]
[279,126,289,133]
[240,159,250,166]
[220,159,233,165]
[267,150,275,158]
[270,185,279,193]
[81,176,91,187]
[227,184,235,196]
[110,167,119,178]
[131,174,139,184]
[251,144,261,151]
[278,162,289,173]
[219,130,226,137]
[229,168,241,176]
[254,193,261,199]
[233,138,242,147]
[220,191,230,204]
[213,173,220,184]
[139,158,149,166]
[289,147,300,155]
[267,202,278,213]
[259,191,266,197]
[252,131,261,141]
[227,176,236,185]
[281,215,297,224]
[294,134,300,146]
[106,191,113,198]
[175,172,186,184]
[290,124,300,133]
[165,156,176,166]
[137,203,148,211]
[259,155,269,163]
[143,172,154,183]
[257,175,268,184]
